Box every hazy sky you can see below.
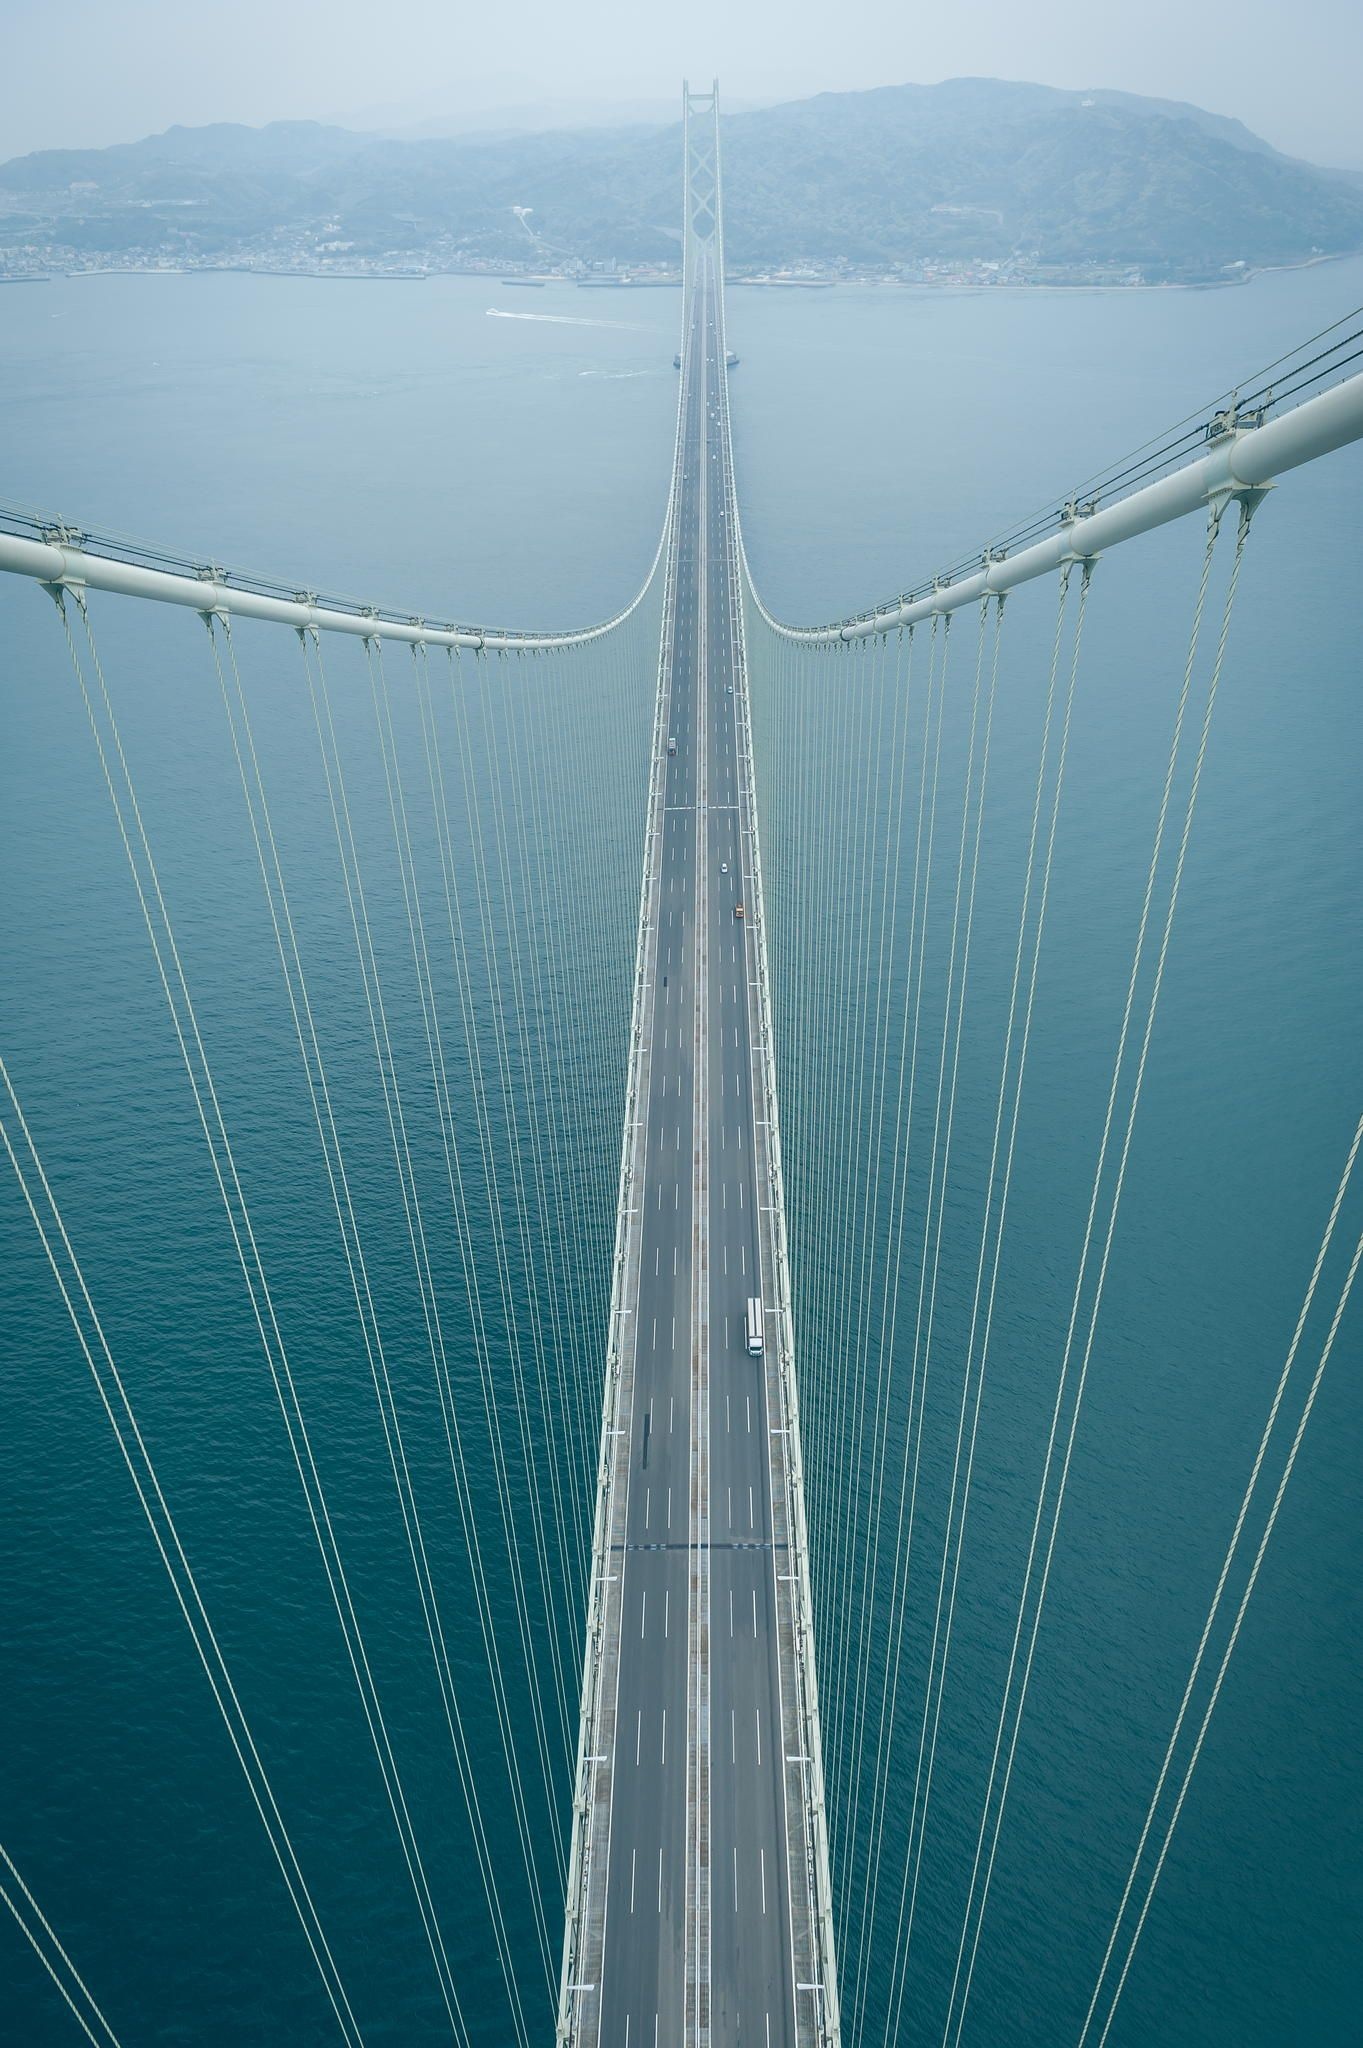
[1,0,1360,167]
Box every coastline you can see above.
[18,247,1354,292]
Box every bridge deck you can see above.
[558,251,828,2045]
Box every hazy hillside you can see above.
[3,77,1361,281]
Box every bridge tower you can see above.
[682,80,724,300]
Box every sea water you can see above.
[1,260,1360,2044]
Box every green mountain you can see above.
[3,78,1361,280]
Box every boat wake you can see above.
[486,307,649,330]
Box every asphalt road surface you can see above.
[594,252,800,2047]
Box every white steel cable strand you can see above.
[591,625,647,1234]
[527,634,634,1486]
[327,636,567,1925]
[792,641,834,1506]
[479,653,596,1607]
[520,639,619,1473]
[792,646,832,1515]
[807,645,848,1564]
[835,613,950,1862]
[753,624,803,1369]
[809,640,861,1656]
[799,643,836,1589]
[465,649,602,1501]
[446,652,578,1768]
[0,1086,362,2046]
[817,639,866,1654]
[850,602,994,2039]
[816,636,876,1896]
[818,634,873,1586]
[55,594,466,2044]
[763,631,796,1282]
[286,634,515,2031]
[760,624,798,1263]
[778,631,812,1400]
[802,643,843,1597]
[840,615,952,1975]
[825,636,879,1454]
[585,614,658,1433]
[876,597,1009,2046]
[829,631,885,1418]
[526,636,623,1568]
[414,648,586,1842]
[502,655,611,1510]
[827,631,894,1700]
[551,632,631,1213]
[799,645,839,1441]
[221,626,551,2014]
[826,632,891,1781]
[296,627,531,2040]
[840,628,916,1687]
[764,631,793,1118]
[843,618,970,1998]
[601,621,651,1121]
[840,616,945,1655]
[937,535,1214,2045]
[839,626,919,1742]
[837,629,902,1883]
[892,563,1092,2008]
[389,641,584,1698]
[774,638,813,1480]
[943,503,1252,2048]
[514,643,620,1560]
[525,647,595,1290]
[1084,1133,1363,2047]
[558,635,619,1279]
[436,652,582,1787]
[360,637,561,1992]
[597,617,652,1220]
[848,609,983,1894]
[211,620,549,2013]
[0,1842,123,2048]
[515,634,626,1507]
[796,643,840,1582]
[774,629,804,1210]
[548,630,622,1392]
[770,631,813,1462]
[525,645,623,1536]
[806,666,869,1774]
[621,612,659,998]
[794,654,847,1601]
[491,648,595,1497]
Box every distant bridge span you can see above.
[555,83,839,2048]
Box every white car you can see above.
[720,862,729,874]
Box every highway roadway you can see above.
[586,252,804,2046]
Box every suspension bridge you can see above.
[2,81,1361,2048]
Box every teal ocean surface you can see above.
[2,261,1360,2044]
